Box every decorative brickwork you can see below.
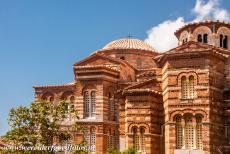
[33,21,230,154]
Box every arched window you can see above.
[176,116,183,149]
[84,127,96,150]
[185,115,194,149]
[84,91,90,118]
[196,116,203,149]
[181,76,187,99]
[107,128,114,150]
[84,90,96,118]
[220,34,223,47]
[197,34,202,43]
[108,93,115,121]
[224,35,228,49]
[140,127,145,152]
[189,76,195,98]
[203,34,208,43]
[132,127,139,151]
[91,91,96,117]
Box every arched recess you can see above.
[170,109,207,121]
[193,26,212,44]
[60,91,74,102]
[41,92,55,102]
[179,30,189,45]
[128,123,150,134]
[217,26,230,49]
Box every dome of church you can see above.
[102,38,156,52]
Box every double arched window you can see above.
[220,34,228,49]
[175,115,203,150]
[132,127,145,152]
[197,34,208,43]
[84,90,96,118]
[181,75,195,99]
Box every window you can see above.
[203,34,208,43]
[196,116,203,149]
[198,34,202,42]
[220,34,228,49]
[181,75,195,99]
[181,76,187,99]
[224,35,228,49]
[189,76,194,98]
[120,56,125,60]
[108,93,115,121]
[133,127,139,151]
[220,34,223,47]
[140,127,145,152]
[132,127,145,152]
[176,115,203,150]
[85,127,96,151]
[107,129,114,150]
[185,115,194,149]
[176,116,183,149]
[84,90,96,118]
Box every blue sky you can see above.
[0,0,230,136]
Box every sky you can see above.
[0,0,230,136]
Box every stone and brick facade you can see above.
[33,21,230,154]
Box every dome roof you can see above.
[102,38,156,52]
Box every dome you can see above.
[102,38,156,52]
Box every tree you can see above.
[4,100,79,153]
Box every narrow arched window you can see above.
[91,91,96,117]
[91,127,96,149]
[224,35,228,49]
[189,76,195,98]
[176,116,183,149]
[196,116,203,149]
[203,34,208,43]
[108,93,115,121]
[140,127,145,152]
[181,76,187,99]
[198,34,202,42]
[220,34,223,47]
[185,115,194,149]
[84,91,90,118]
[132,127,139,151]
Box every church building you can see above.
[33,20,230,154]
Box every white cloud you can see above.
[145,17,185,52]
[145,0,230,52]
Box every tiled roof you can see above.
[102,38,156,52]
[33,82,75,89]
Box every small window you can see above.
[198,34,202,43]
[203,34,208,43]
[220,34,223,47]
[223,35,228,49]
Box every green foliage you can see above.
[107,148,121,154]
[122,148,138,154]
[4,100,79,153]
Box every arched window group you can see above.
[197,34,208,43]
[84,90,96,118]
[181,75,195,99]
[132,127,145,152]
[176,115,203,150]
[84,127,96,150]
[60,91,75,121]
[41,92,54,102]
[220,34,228,49]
